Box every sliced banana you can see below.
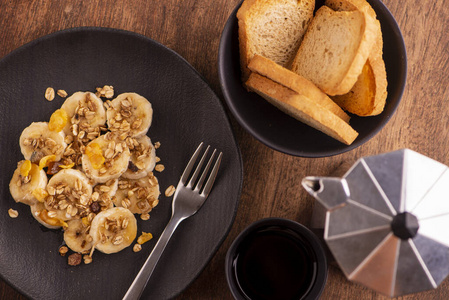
[19,122,67,163]
[106,93,153,139]
[9,160,48,206]
[61,91,107,139]
[113,174,160,215]
[64,219,93,253]
[90,207,137,254]
[122,135,156,179]
[82,135,131,183]
[30,202,61,229]
[10,89,162,260]
[44,169,93,221]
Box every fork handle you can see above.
[122,214,186,300]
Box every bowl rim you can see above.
[225,217,328,300]
[218,0,407,157]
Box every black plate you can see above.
[218,0,407,157]
[0,27,242,300]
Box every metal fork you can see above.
[123,142,223,300]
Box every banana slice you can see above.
[9,160,48,206]
[64,219,93,253]
[90,207,137,254]
[30,202,62,230]
[122,135,156,179]
[61,91,107,140]
[44,169,93,221]
[19,122,67,163]
[106,93,153,139]
[82,135,131,183]
[113,174,160,215]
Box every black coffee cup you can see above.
[225,218,328,300]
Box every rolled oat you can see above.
[45,87,55,101]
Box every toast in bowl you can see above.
[246,73,359,145]
[290,5,378,96]
[326,0,387,116]
[248,54,350,122]
[237,0,315,81]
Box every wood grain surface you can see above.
[1,0,448,299]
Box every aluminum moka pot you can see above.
[302,149,449,297]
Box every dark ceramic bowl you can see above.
[218,0,407,157]
[225,218,328,300]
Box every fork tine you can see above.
[180,143,203,185]
[201,152,222,197]
[195,149,217,192]
[186,145,210,188]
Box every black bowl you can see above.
[218,0,407,157]
[225,218,328,300]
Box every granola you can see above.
[9,87,166,266]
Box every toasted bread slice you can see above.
[369,54,388,115]
[290,6,378,96]
[330,60,374,115]
[246,73,359,145]
[237,0,315,81]
[325,0,384,60]
[326,0,388,116]
[331,53,387,116]
[248,54,351,123]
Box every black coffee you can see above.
[231,226,317,300]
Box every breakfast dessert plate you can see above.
[0,27,242,300]
[218,0,407,157]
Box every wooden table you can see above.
[1,0,448,299]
